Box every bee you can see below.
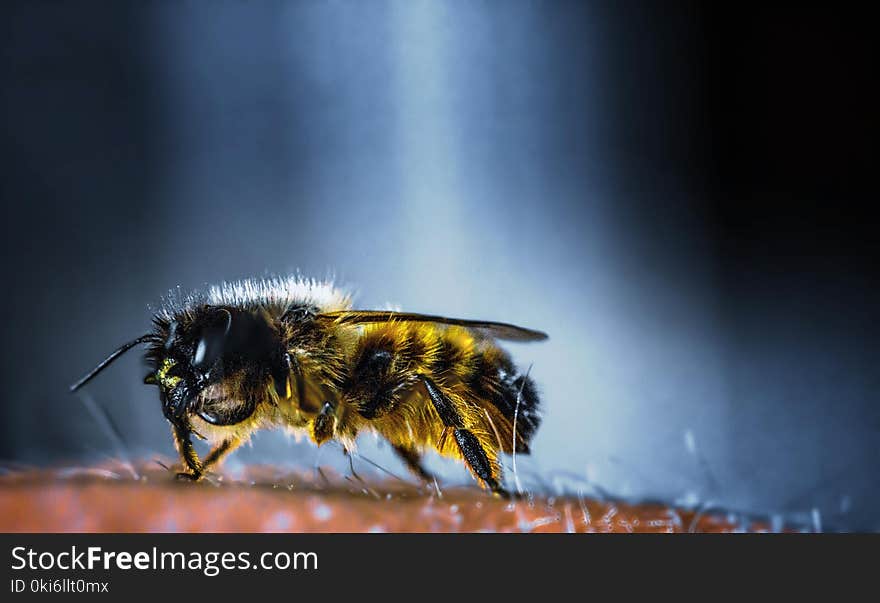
[70,277,546,496]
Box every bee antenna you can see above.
[69,334,155,393]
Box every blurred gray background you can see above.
[2,1,876,529]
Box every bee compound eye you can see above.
[192,309,233,369]
[193,337,209,365]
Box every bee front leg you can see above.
[171,424,204,481]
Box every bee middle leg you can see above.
[312,401,338,445]
[201,436,242,473]
[392,444,434,483]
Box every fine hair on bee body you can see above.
[71,276,547,496]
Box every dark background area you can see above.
[1,1,876,529]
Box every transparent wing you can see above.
[316,310,548,342]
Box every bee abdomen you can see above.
[347,323,541,451]
[421,328,541,448]
[463,350,541,451]
[497,370,541,449]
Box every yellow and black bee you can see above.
[71,277,546,496]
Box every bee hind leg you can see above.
[419,375,509,497]
[452,428,511,498]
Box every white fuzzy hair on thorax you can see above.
[157,276,352,320]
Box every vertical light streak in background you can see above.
[384,0,606,483]
[380,1,719,502]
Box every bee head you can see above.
[145,306,290,427]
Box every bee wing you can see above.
[316,310,548,342]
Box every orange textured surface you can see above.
[0,462,763,533]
